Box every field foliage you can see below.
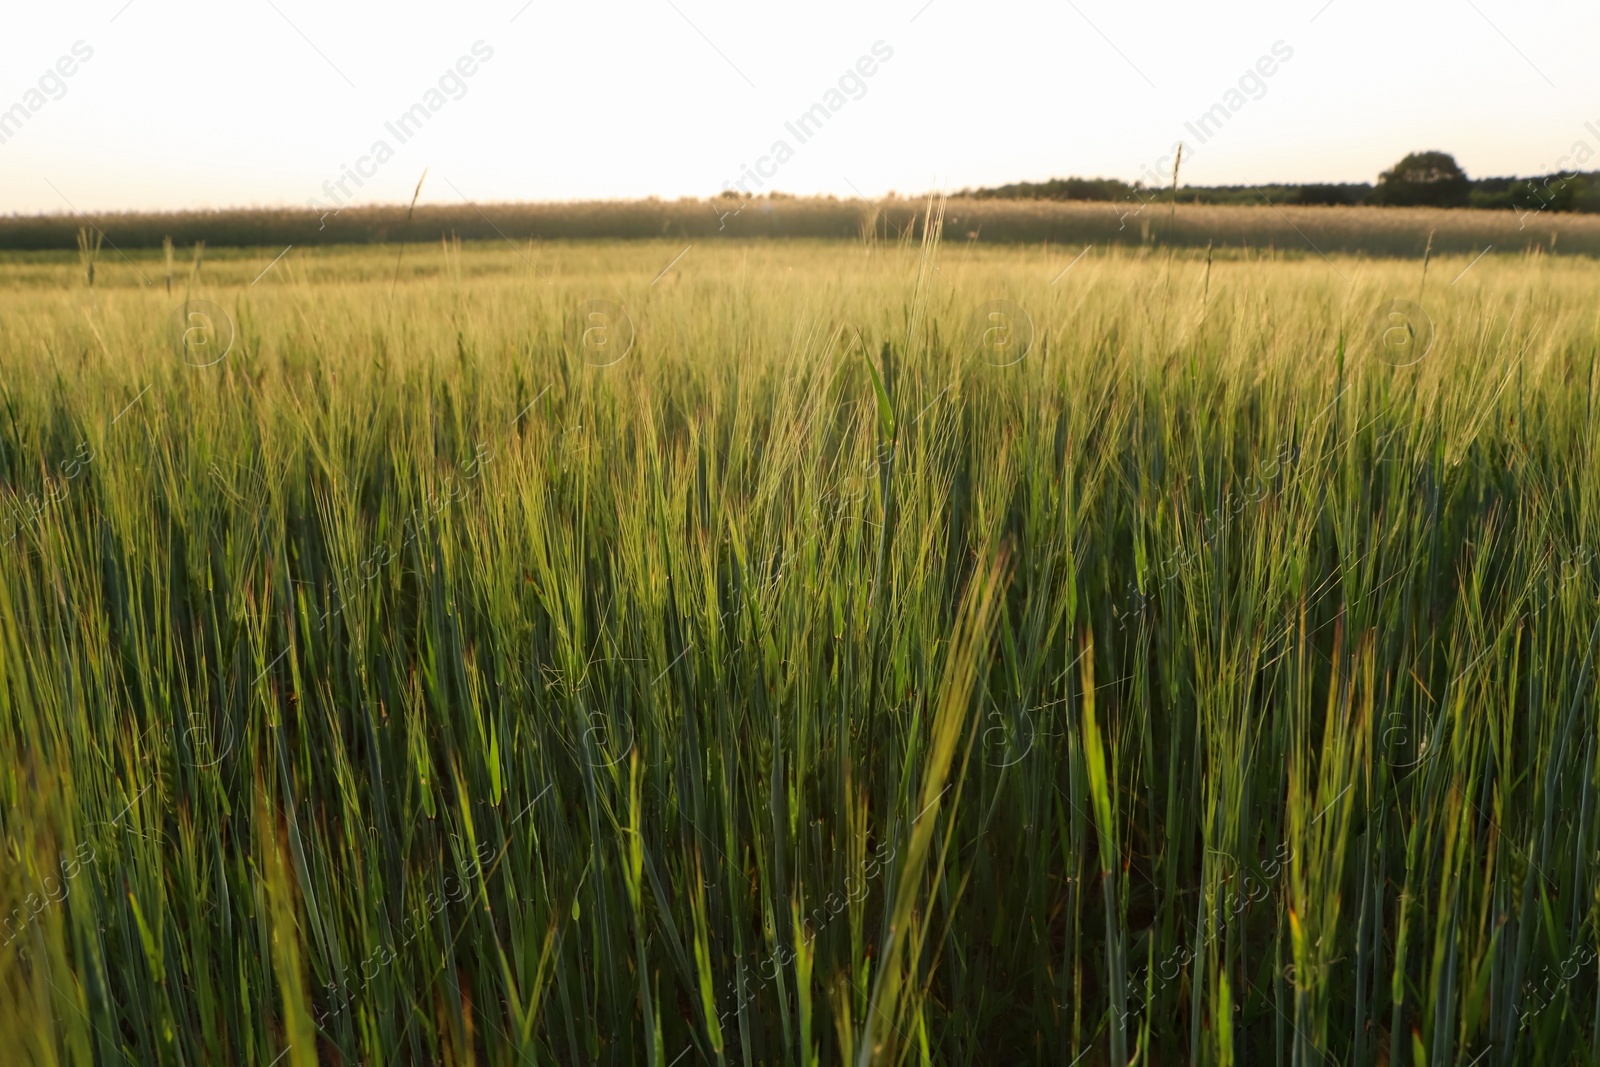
[1,224,1598,1065]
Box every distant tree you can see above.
[1512,172,1582,214]
[1468,185,1516,211]
[962,177,1133,202]
[1576,177,1600,213]
[1472,171,1597,214]
[1295,184,1362,206]
[1370,151,1471,207]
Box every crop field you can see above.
[3,196,1599,258]
[1,221,1598,1065]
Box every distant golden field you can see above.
[4,195,1598,259]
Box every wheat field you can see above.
[3,197,1596,258]
[1,222,1597,1066]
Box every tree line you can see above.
[959,151,1600,213]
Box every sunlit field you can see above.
[2,222,1597,1065]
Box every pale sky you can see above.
[2,1,1597,215]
